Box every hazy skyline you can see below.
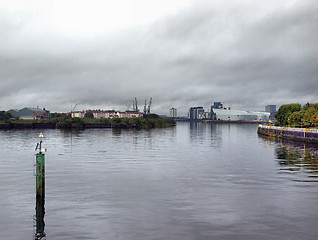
[0,0,317,115]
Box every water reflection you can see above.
[112,128,123,136]
[189,121,204,135]
[34,196,45,240]
[260,136,318,182]
[2,124,318,239]
[189,122,222,148]
[208,124,222,149]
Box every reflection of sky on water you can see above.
[259,136,318,182]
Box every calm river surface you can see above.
[1,122,318,240]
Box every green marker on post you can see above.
[35,133,46,240]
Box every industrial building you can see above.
[7,107,50,120]
[189,107,206,121]
[212,102,223,109]
[212,109,270,121]
[188,102,271,122]
[209,102,270,121]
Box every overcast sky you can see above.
[0,0,317,115]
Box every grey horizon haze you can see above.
[0,0,317,115]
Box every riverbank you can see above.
[257,125,318,143]
[0,118,176,130]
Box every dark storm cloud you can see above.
[0,0,317,115]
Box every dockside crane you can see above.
[135,97,139,112]
[147,97,152,114]
[70,104,77,117]
[131,97,149,113]
[143,100,147,115]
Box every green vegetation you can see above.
[275,103,301,126]
[84,112,94,118]
[143,113,160,119]
[1,114,176,129]
[275,103,318,127]
[49,112,69,118]
[0,111,12,122]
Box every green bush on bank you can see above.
[0,112,12,122]
[275,103,318,127]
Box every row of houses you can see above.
[71,110,143,119]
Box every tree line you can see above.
[0,111,175,129]
[0,111,12,121]
[275,103,318,127]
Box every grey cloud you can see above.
[149,1,318,110]
[1,1,317,115]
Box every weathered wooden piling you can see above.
[35,133,46,240]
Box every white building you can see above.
[118,112,143,118]
[212,109,270,121]
[71,111,85,118]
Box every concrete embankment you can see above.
[257,125,318,143]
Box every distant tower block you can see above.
[189,107,204,121]
[170,108,177,118]
[265,105,277,120]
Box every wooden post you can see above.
[36,153,45,201]
[35,134,46,240]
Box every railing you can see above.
[259,124,318,133]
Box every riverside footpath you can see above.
[258,125,318,143]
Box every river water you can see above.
[0,122,318,240]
